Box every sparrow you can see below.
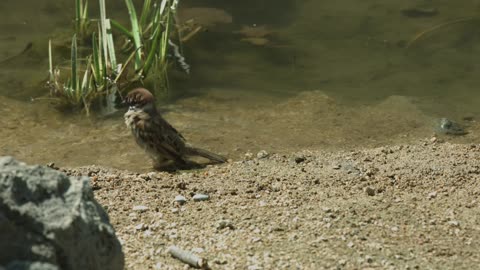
[124,88,227,170]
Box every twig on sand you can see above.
[167,245,209,269]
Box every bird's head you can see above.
[124,88,156,112]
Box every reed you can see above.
[48,0,183,115]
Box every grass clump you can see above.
[48,0,183,115]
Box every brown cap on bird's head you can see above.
[124,88,155,107]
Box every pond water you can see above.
[1,0,480,171]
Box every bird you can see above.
[123,88,227,170]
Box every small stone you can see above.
[171,208,179,214]
[244,152,254,160]
[134,223,146,231]
[175,195,187,205]
[347,242,354,248]
[256,150,269,159]
[132,205,149,212]
[332,164,341,170]
[128,213,138,221]
[251,237,262,243]
[154,262,163,270]
[448,220,460,227]
[271,182,282,192]
[427,191,437,199]
[193,194,210,201]
[366,255,374,263]
[214,257,228,265]
[391,226,399,232]
[191,247,204,253]
[365,187,375,196]
[294,156,306,164]
[216,220,235,230]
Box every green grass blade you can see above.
[105,19,117,70]
[142,24,161,75]
[113,48,137,83]
[160,10,171,63]
[125,0,143,70]
[110,19,134,39]
[99,0,109,67]
[97,25,106,82]
[75,0,81,32]
[91,32,102,82]
[140,0,152,29]
[71,34,78,98]
[82,0,88,21]
[81,56,92,95]
[159,0,168,15]
[48,40,54,82]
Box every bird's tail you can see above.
[185,146,227,164]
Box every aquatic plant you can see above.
[75,0,90,38]
[48,0,183,115]
[406,16,476,48]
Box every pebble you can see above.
[257,150,269,159]
[448,220,460,227]
[217,219,235,230]
[365,187,376,196]
[134,223,146,231]
[366,255,374,263]
[128,213,138,221]
[132,205,149,212]
[214,257,228,265]
[153,262,163,270]
[175,195,187,205]
[427,191,437,199]
[245,152,254,160]
[294,156,306,164]
[191,247,205,253]
[271,182,282,192]
[193,194,210,201]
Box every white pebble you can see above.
[193,194,209,201]
[132,205,149,212]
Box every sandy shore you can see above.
[62,139,480,269]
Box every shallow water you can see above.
[1,0,480,171]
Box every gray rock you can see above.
[436,118,467,135]
[0,156,124,270]
[5,261,59,270]
[174,195,187,205]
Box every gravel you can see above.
[61,140,480,269]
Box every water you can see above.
[1,0,480,171]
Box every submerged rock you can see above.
[0,156,124,270]
[436,118,467,135]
